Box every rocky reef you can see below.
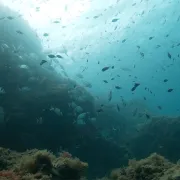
[0,147,88,180]
[1,147,180,180]
[100,153,180,180]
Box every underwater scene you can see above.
[0,0,180,179]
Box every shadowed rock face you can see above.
[0,5,129,179]
[129,116,180,162]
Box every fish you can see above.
[122,39,126,43]
[48,54,56,58]
[102,66,110,72]
[93,15,99,19]
[83,81,92,88]
[140,52,144,57]
[103,80,108,83]
[167,52,171,59]
[163,79,168,82]
[149,36,154,40]
[81,66,88,73]
[167,88,173,92]
[112,18,119,22]
[96,108,103,113]
[145,114,150,119]
[7,16,14,20]
[108,90,112,101]
[116,104,120,112]
[53,20,60,23]
[132,108,138,116]
[40,60,47,65]
[36,7,40,12]
[16,30,23,34]
[158,106,162,110]
[156,45,161,48]
[56,55,63,58]
[43,33,49,37]
[131,83,140,91]
[76,73,83,79]
[115,86,121,89]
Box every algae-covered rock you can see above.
[102,153,180,180]
[0,147,88,180]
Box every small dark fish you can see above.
[145,114,150,119]
[132,3,136,6]
[7,16,14,20]
[98,61,100,64]
[48,54,56,58]
[16,30,23,34]
[56,55,63,58]
[116,104,120,112]
[40,60,47,65]
[96,108,103,113]
[167,52,171,59]
[157,106,162,110]
[163,79,168,82]
[177,15,180,22]
[167,88,173,92]
[112,18,119,22]
[112,66,114,69]
[143,97,146,100]
[131,83,140,91]
[108,90,112,101]
[122,39,126,43]
[43,33,49,37]
[102,66,110,72]
[0,17,5,20]
[36,7,40,12]
[156,45,161,48]
[149,36,154,40]
[93,15,99,19]
[140,52,144,57]
[53,20,60,23]
[141,11,144,16]
[115,86,121,89]
[137,45,140,49]
[103,80,108,83]
[111,78,115,80]
[133,108,138,116]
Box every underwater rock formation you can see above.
[129,116,180,162]
[0,147,88,180]
[0,5,129,178]
[101,153,180,180]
